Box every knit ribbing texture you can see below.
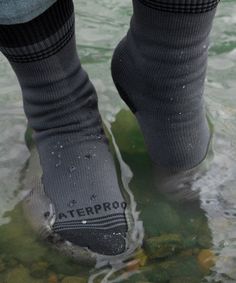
[112,0,219,171]
[0,0,128,255]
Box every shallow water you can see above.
[0,0,236,282]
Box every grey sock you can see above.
[0,0,128,255]
[112,0,220,171]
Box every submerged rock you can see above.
[134,249,148,267]
[48,273,58,283]
[111,110,146,155]
[0,258,5,272]
[142,265,170,283]
[6,266,44,283]
[61,276,87,283]
[144,234,183,259]
[123,272,148,283]
[197,234,212,249]
[197,249,216,272]
[141,256,203,282]
[30,261,49,278]
[141,202,181,237]
[170,277,200,283]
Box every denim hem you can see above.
[0,0,57,25]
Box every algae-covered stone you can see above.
[61,276,87,283]
[170,277,200,283]
[4,257,18,269]
[141,202,181,237]
[6,266,30,283]
[123,272,148,283]
[197,249,216,272]
[134,249,148,267]
[159,260,178,271]
[144,234,183,259]
[25,127,34,150]
[30,261,49,278]
[197,234,212,249]
[0,258,5,272]
[6,266,44,283]
[111,109,146,155]
[0,205,47,265]
[164,256,203,279]
[183,236,198,249]
[142,265,170,283]
[48,273,58,283]
[125,249,148,273]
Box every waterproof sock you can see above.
[0,0,128,255]
[112,0,220,171]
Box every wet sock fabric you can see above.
[112,0,220,171]
[0,0,128,255]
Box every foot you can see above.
[111,0,219,171]
[0,0,129,256]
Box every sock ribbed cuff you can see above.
[132,0,217,40]
[137,0,220,13]
[0,0,74,63]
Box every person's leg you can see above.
[0,0,128,255]
[112,0,220,171]
[0,0,56,24]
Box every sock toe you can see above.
[57,227,127,256]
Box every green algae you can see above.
[61,276,87,283]
[144,234,183,259]
[0,108,215,282]
[5,266,44,283]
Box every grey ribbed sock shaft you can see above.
[112,0,219,170]
[0,0,128,255]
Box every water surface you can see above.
[0,0,236,282]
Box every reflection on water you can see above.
[0,0,236,282]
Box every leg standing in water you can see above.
[112,0,220,172]
[0,0,129,256]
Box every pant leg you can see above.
[0,0,57,24]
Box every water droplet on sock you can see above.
[58,153,61,158]
[68,200,77,207]
[82,220,87,224]
[55,160,62,168]
[179,112,182,115]
[90,194,96,201]
[60,145,64,149]
[51,151,55,155]
[85,154,92,160]
[69,165,76,173]
[182,85,186,89]
[44,211,50,219]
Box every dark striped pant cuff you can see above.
[0,0,74,63]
